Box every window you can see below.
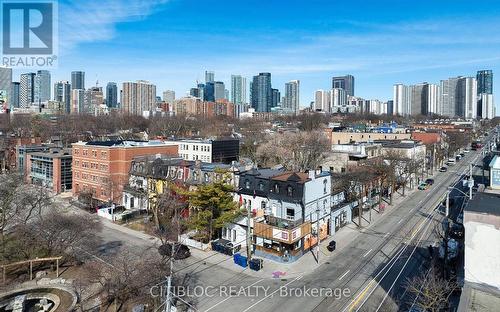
[193,171,198,181]
[245,180,250,189]
[274,184,279,193]
[286,208,294,218]
[323,179,328,194]
[261,201,266,209]
[258,182,264,191]
[248,200,252,209]
[287,186,293,197]
[204,173,209,182]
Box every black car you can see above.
[158,243,191,259]
[449,223,464,239]
[439,166,448,172]
[327,240,336,252]
[425,178,435,185]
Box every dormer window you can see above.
[204,173,209,182]
[274,184,280,193]
[193,172,198,181]
[287,186,293,197]
[258,182,264,191]
[245,180,250,189]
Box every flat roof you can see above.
[465,192,500,216]
[74,140,177,147]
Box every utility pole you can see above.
[165,242,174,312]
[469,163,474,200]
[445,191,450,217]
[316,201,320,264]
[246,198,252,266]
[369,182,372,223]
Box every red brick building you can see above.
[72,140,178,203]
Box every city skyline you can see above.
[6,0,500,113]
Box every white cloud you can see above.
[58,0,168,52]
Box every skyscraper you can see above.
[271,88,280,108]
[162,90,175,104]
[205,71,215,83]
[106,82,118,108]
[34,70,51,104]
[314,90,330,112]
[457,77,477,119]
[71,71,85,90]
[478,93,495,119]
[477,70,493,94]
[204,82,215,102]
[331,88,347,112]
[71,89,85,114]
[85,87,104,114]
[54,81,71,114]
[214,81,225,100]
[20,73,36,108]
[121,80,156,115]
[11,82,20,108]
[393,83,411,116]
[439,77,460,117]
[332,75,355,96]
[231,75,246,105]
[0,67,12,110]
[251,73,272,112]
[284,80,300,114]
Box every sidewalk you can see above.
[187,184,421,280]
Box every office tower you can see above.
[231,75,246,105]
[71,89,85,113]
[162,90,175,104]
[314,90,330,112]
[214,81,225,100]
[11,82,20,108]
[204,82,215,101]
[106,82,118,108]
[54,81,71,113]
[34,70,51,103]
[331,88,347,112]
[393,83,412,116]
[205,71,215,83]
[0,67,12,110]
[284,80,300,114]
[190,87,200,98]
[332,75,354,96]
[85,87,104,114]
[457,77,477,119]
[71,71,85,90]
[20,73,36,108]
[251,73,272,112]
[387,100,394,115]
[477,70,493,94]
[121,80,156,115]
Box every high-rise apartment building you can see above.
[214,81,225,100]
[314,90,330,112]
[54,81,71,113]
[162,90,175,104]
[251,73,272,112]
[121,80,156,115]
[204,82,215,102]
[393,83,411,116]
[20,73,36,108]
[331,88,347,113]
[34,70,51,104]
[477,93,495,119]
[106,82,118,108]
[85,87,104,114]
[71,89,85,114]
[71,71,85,90]
[231,75,247,105]
[332,75,354,96]
[477,70,493,95]
[439,77,460,117]
[284,80,300,114]
[205,71,215,83]
[0,67,12,110]
[457,77,477,119]
[271,88,280,108]
[11,82,20,108]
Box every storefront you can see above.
[331,203,353,235]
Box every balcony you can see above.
[254,218,311,244]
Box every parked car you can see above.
[449,223,465,239]
[460,153,465,157]
[327,240,337,252]
[445,161,455,166]
[158,243,191,259]
[455,155,461,161]
[418,182,429,190]
[463,149,470,153]
[439,166,448,172]
[425,178,435,185]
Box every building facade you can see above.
[172,138,239,163]
[54,81,71,114]
[251,73,272,112]
[121,80,156,115]
[284,80,300,114]
[106,82,118,108]
[71,71,85,90]
[332,75,354,96]
[20,73,36,108]
[27,148,72,194]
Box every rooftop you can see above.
[30,148,72,159]
[75,140,177,147]
[489,155,500,169]
[465,192,500,216]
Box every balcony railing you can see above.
[254,220,311,244]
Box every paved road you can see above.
[185,149,484,312]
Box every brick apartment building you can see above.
[324,129,411,145]
[72,140,178,203]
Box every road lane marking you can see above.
[204,278,264,312]
[397,219,402,224]
[384,232,390,238]
[339,270,350,281]
[363,249,373,258]
[241,276,302,312]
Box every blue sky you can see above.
[14,0,500,111]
